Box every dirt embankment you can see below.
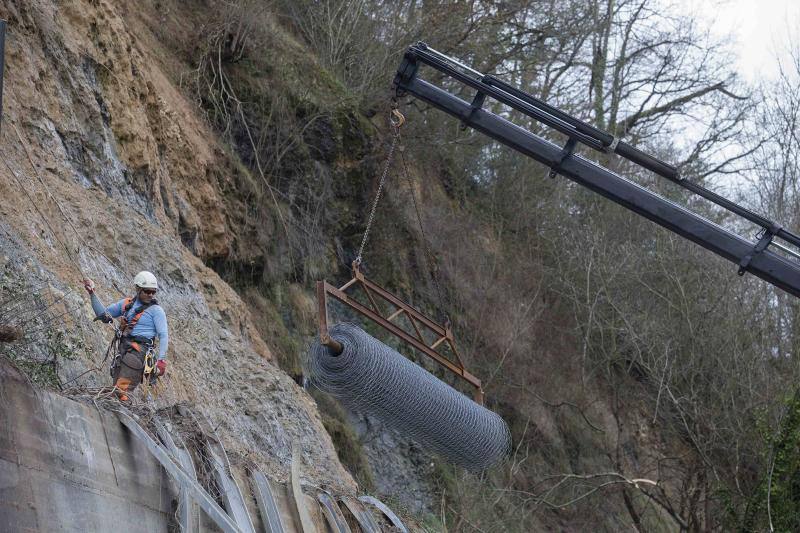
[0,0,355,492]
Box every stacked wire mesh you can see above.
[306,323,510,471]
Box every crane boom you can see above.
[393,42,800,299]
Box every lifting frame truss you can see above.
[393,42,800,300]
[317,262,484,403]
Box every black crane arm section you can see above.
[393,42,800,299]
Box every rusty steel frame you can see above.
[317,262,484,403]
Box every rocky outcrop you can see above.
[0,0,355,495]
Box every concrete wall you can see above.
[0,361,176,532]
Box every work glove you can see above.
[93,312,113,324]
[156,359,167,376]
[83,278,95,294]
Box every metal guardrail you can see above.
[209,446,257,533]
[118,411,412,533]
[252,470,287,533]
[318,491,352,533]
[291,446,317,533]
[115,410,243,533]
[359,495,408,533]
[340,496,380,533]
[154,418,200,533]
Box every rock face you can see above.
[350,412,438,515]
[0,0,355,496]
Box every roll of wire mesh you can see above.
[306,323,510,471]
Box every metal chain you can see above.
[355,109,405,265]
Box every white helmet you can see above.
[133,271,158,290]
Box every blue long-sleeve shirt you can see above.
[90,293,169,359]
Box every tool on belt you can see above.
[143,348,158,386]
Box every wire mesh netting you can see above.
[306,323,511,471]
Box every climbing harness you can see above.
[0,114,133,386]
[118,296,157,336]
[105,298,160,394]
[0,39,159,396]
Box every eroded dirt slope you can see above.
[0,0,355,492]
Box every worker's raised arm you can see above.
[84,278,122,323]
[103,298,127,319]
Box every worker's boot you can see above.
[114,377,131,402]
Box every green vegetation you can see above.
[4,329,80,389]
[739,390,800,531]
[7,355,61,388]
[312,391,376,491]
[161,0,800,529]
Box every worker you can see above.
[83,271,169,401]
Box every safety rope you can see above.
[0,149,85,278]
[355,107,405,265]
[51,319,120,391]
[0,115,135,391]
[398,143,449,325]
[12,122,89,267]
[0,118,128,295]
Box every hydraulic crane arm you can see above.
[393,42,800,299]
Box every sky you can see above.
[682,0,800,81]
